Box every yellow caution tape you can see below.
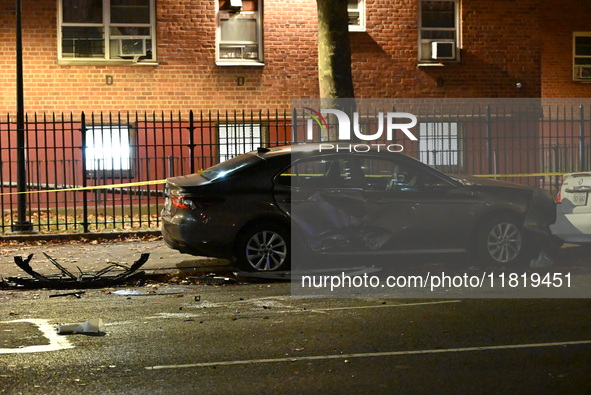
[472,172,565,178]
[0,172,568,196]
[0,179,167,196]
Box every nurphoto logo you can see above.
[303,107,418,152]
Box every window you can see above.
[419,0,459,62]
[85,125,134,178]
[348,0,366,32]
[359,157,446,191]
[276,157,354,189]
[418,122,464,172]
[216,0,263,65]
[573,32,591,81]
[59,0,156,63]
[218,124,263,162]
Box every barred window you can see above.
[419,122,464,172]
[218,124,263,162]
[85,125,134,178]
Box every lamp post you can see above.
[12,0,33,232]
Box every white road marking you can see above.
[0,319,74,354]
[309,300,461,312]
[145,339,591,370]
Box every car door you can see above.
[274,154,369,253]
[354,155,482,253]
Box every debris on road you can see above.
[49,291,86,299]
[187,273,236,285]
[530,249,554,268]
[7,253,150,289]
[56,318,105,335]
[112,286,186,296]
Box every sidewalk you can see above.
[0,235,232,280]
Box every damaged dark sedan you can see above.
[161,144,556,272]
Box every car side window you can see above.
[275,157,355,189]
[358,157,444,191]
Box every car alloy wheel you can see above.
[486,221,523,263]
[239,225,290,272]
[477,216,526,266]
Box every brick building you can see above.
[0,0,589,115]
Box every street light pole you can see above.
[13,0,33,232]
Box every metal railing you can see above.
[0,101,589,234]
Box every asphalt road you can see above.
[2,279,591,394]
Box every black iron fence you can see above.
[0,101,589,234]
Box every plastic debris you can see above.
[530,249,554,268]
[56,318,105,335]
[188,273,236,285]
[112,286,185,296]
[49,291,85,299]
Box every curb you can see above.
[0,230,161,243]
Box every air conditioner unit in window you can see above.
[118,39,146,57]
[431,41,455,60]
[574,66,591,80]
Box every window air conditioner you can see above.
[230,0,242,9]
[431,41,455,60]
[118,39,147,57]
[574,66,591,80]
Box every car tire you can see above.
[476,216,529,266]
[236,223,291,272]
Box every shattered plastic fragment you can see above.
[49,291,85,299]
[57,318,105,335]
[530,249,554,268]
[188,273,236,285]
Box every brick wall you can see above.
[0,0,320,114]
[0,0,583,115]
[540,0,591,98]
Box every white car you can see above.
[550,172,591,244]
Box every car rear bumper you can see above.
[550,212,591,244]
[160,217,235,259]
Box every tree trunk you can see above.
[316,0,355,99]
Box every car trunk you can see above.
[560,173,591,214]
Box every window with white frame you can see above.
[348,0,366,32]
[218,124,263,162]
[216,0,263,65]
[85,125,133,178]
[419,0,459,62]
[59,0,156,63]
[573,32,591,81]
[418,122,464,171]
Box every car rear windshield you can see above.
[200,153,261,182]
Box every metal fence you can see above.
[0,101,589,235]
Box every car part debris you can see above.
[49,291,86,299]
[187,273,236,285]
[57,318,105,335]
[530,249,554,268]
[112,286,185,296]
[7,253,150,289]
